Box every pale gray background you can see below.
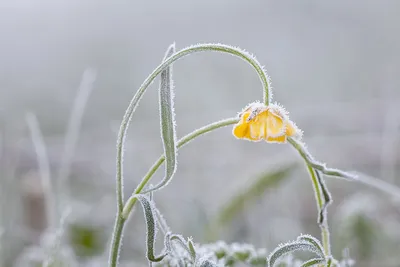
[0,1,399,266]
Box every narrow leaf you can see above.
[154,204,170,235]
[187,238,197,262]
[287,137,356,180]
[268,241,322,267]
[163,232,186,267]
[300,258,325,267]
[315,170,332,225]
[296,234,324,258]
[135,195,166,262]
[169,234,193,257]
[144,43,177,194]
[170,234,188,247]
[163,232,173,253]
[326,257,333,267]
[146,184,171,234]
[26,112,55,228]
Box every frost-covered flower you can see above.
[233,102,302,143]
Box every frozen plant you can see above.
[107,43,397,267]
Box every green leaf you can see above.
[135,195,166,262]
[300,258,325,267]
[315,170,332,225]
[287,137,356,180]
[326,257,333,267]
[169,234,193,259]
[187,238,197,262]
[164,232,193,266]
[163,232,173,253]
[268,241,323,267]
[296,234,324,259]
[144,43,177,194]
[217,164,297,227]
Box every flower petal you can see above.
[249,117,266,140]
[285,120,302,139]
[233,102,302,143]
[233,122,250,139]
[266,135,287,143]
[266,109,286,137]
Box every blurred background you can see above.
[1,0,400,266]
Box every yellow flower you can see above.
[233,102,302,143]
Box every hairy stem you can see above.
[288,137,332,258]
[115,44,271,214]
[111,44,270,267]
[306,165,331,257]
[123,117,239,219]
[109,215,126,267]
[287,137,355,180]
[25,113,55,229]
[110,117,238,267]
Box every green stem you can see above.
[115,44,271,213]
[288,136,400,206]
[287,137,354,180]
[109,215,126,267]
[288,135,400,264]
[122,117,239,219]
[307,165,324,212]
[110,117,238,267]
[306,165,331,257]
[111,44,270,267]
[288,137,332,258]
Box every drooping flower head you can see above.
[233,102,302,143]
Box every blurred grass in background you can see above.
[0,1,400,266]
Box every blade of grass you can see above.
[25,112,55,229]
[58,68,96,198]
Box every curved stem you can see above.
[110,117,238,267]
[123,117,239,219]
[306,165,331,257]
[288,137,400,198]
[352,172,400,199]
[288,136,332,258]
[115,44,271,213]
[287,137,355,180]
